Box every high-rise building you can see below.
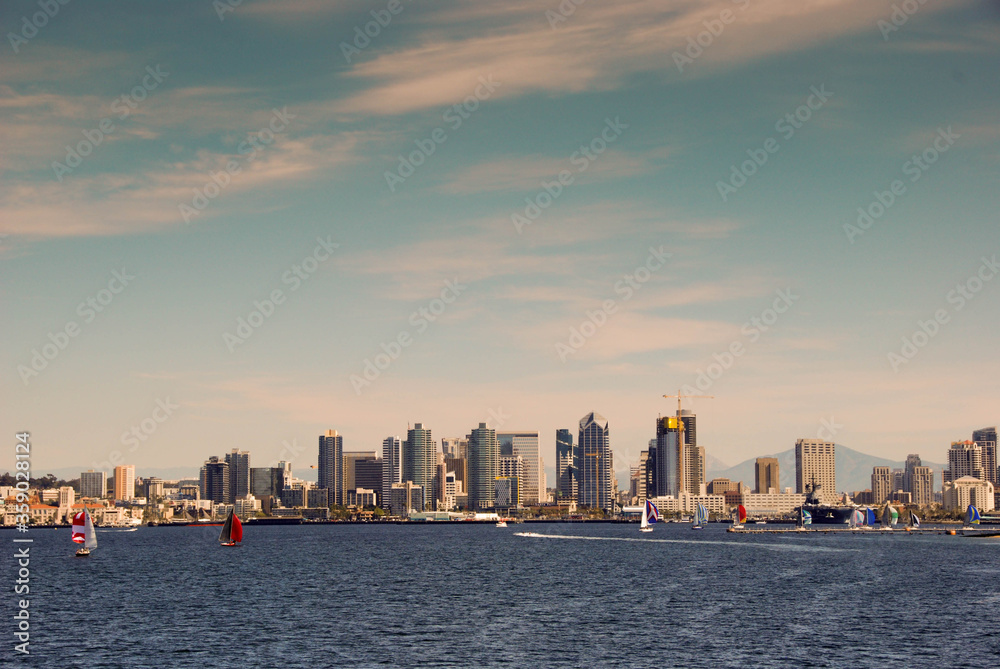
[556,428,577,502]
[871,466,892,504]
[444,455,467,495]
[200,456,229,503]
[910,466,934,506]
[354,457,382,502]
[649,410,703,498]
[318,429,344,506]
[578,411,613,512]
[80,470,106,499]
[382,436,402,510]
[343,451,378,493]
[973,427,998,487]
[795,439,836,503]
[498,431,541,505]
[943,476,995,512]
[144,477,163,502]
[113,464,135,501]
[441,437,468,460]
[225,449,251,503]
[389,481,424,517]
[754,457,779,494]
[499,455,524,508]
[250,467,285,499]
[468,422,499,511]
[944,441,983,483]
[403,423,436,509]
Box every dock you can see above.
[728,527,1000,537]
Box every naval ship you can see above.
[800,484,854,524]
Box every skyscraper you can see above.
[200,456,229,503]
[80,470,106,498]
[441,437,468,460]
[973,427,998,487]
[225,449,251,503]
[795,439,836,503]
[910,466,934,506]
[945,441,983,482]
[556,428,577,502]
[498,431,542,505]
[343,451,378,493]
[498,454,524,508]
[382,436,402,510]
[754,457,779,494]
[871,466,892,504]
[113,464,135,501]
[468,422,498,511]
[404,423,435,509]
[250,467,285,499]
[650,410,703,497]
[318,429,344,506]
[578,411,612,512]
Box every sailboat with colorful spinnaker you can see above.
[849,509,864,530]
[864,507,877,528]
[881,503,899,530]
[797,506,812,530]
[640,499,659,533]
[218,508,243,547]
[72,508,98,557]
[964,505,981,529]
[692,503,708,530]
[731,504,747,530]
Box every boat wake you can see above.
[512,531,849,552]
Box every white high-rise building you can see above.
[498,431,542,505]
[381,436,402,510]
[795,439,836,503]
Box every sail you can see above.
[881,504,893,526]
[890,506,899,526]
[801,509,812,525]
[219,510,234,543]
[640,506,649,530]
[645,500,659,525]
[83,510,97,549]
[71,511,87,544]
[849,509,863,528]
[966,505,981,525]
[909,512,920,528]
[737,505,747,524]
[695,503,708,526]
[865,508,876,526]
[231,512,243,543]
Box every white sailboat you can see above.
[692,503,708,530]
[640,500,659,533]
[71,508,98,557]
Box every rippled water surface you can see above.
[9,522,1000,667]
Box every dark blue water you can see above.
[6,523,999,667]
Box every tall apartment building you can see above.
[944,441,983,483]
[80,470,107,499]
[381,437,402,510]
[498,431,542,505]
[498,455,524,508]
[113,464,135,501]
[973,427,998,487]
[578,411,613,512]
[754,457,779,494]
[556,428,577,502]
[250,467,285,499]
[795,439,836,503]
[318,429,344,506]
[200,456,229,503]
[225,449,251,503]
[909,466,934,505]
[649,410,703,497]
[871,466,892,504]
[468,423,498,511]
[441,437,468,460]
[343,451,378,494]
[404,423,435,509]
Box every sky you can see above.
[2,0,998,485]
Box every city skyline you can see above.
[3,1,999,476]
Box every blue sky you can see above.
[2,0,998,483]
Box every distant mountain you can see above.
[707,446,946,494]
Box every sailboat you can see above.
[640,500,659,533]
[732,504,747,530]
[797,507,812,530]
[692,503,708,530]
[908,510,920,530]
[849,509,864,530]
[71,508,98,557]
[965,505,981,528]
[881,504,898,530]
[218,508,243,547]
[864,507,877,528]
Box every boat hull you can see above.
[804,506,854,524]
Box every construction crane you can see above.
[662,391,714,414]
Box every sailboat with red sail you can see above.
[72,508,98,557]
[219,508,243,547]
